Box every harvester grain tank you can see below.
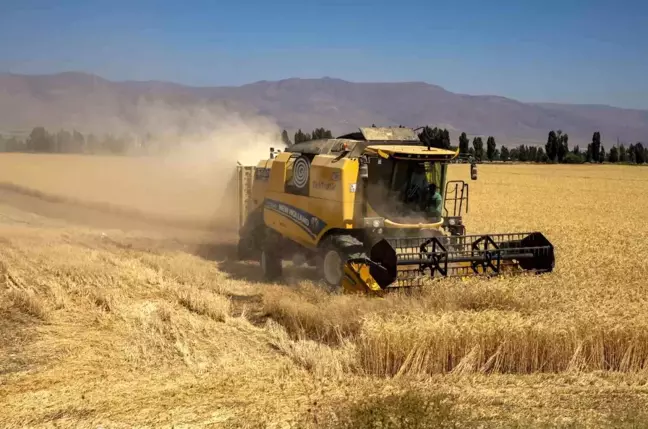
[234,127,554,293]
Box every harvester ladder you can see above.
[443,180,469,217]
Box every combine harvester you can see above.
[234,127,554,293]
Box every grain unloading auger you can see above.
[234,127,555,293]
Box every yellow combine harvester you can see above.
[235,127,554,293]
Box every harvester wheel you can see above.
[317,235,366,291]
[261,248,282,281]
[237,238,249,261]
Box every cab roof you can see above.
[283,126,458,160]
[366,144,458,160]
[336,126,420,142]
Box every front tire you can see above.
[321,247,344,287]
[317,235,366,291]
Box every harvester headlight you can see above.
[449,218,456,226]
[364,217,385,229]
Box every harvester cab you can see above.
[234,126,554,294]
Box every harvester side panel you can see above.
[308,155,359,203]
[261,152,360,249]
[263,192,356,248]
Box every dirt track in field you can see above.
[0,182,228,232]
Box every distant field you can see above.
[1,155,648,428]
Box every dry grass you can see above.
[1,156,648,428]
[356,311,648,376]
[3,287,49,320]
[260,164,648,377]
[176,287,231,322]
[262,278,536,344]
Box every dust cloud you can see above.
[0,99,287,236]
[144,101,286,229]
[117,100,286,229]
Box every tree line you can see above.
[416,125,647,165]
[504,130,646,164]
[2,125,646,165]
[0,127,168,155]
[0,126,335,155]
[282,127,333,145]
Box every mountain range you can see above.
[1,71,647,147]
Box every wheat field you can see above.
[1,153,648,428]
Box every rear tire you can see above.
[261,247,282,281]
[237,238,249,261]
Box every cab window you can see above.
[367,157,445,222]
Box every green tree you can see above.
[591,131,601,163]
[72,130,85,153]
[635,142,646,164]
[528,146,538,162]
[545,131,558,162]
[281,129,292,146]
[418,126,451,149]
[7,136,25,152]
[294,129,303,144]
[563,152,584,164]
[311,127,333,140]
[599,146,605,163]
[472,137,484,161]
[500,145,510,161]
[458,132,470,155]
[628,144,636,163]
[586,144,593,162]
[537,147,548,163]
[442,129,450,149]
[609,146,619,163]
[557,132,569,163]
[418,126,434,147]
[486,136,496,161]
[619,144,628,162]
[27,126,54,152]
[516,145,527,162]
[294,129,312,144]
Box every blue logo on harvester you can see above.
[264,199,326,238]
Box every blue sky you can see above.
[1,0,647,109]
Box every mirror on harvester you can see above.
[471,162,478,180]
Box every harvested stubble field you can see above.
[1,153,648,428]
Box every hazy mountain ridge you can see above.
[1,72,646,147]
